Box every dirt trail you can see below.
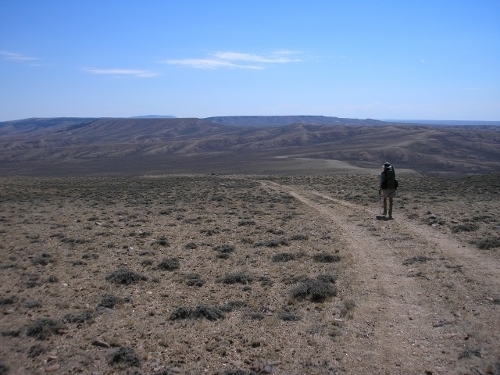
[261,181,500,374]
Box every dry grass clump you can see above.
[62,311,93,324]
[451,223,479,233]
[105,268,147,285]
[98,294,122,309]
[26,318,65,340]
[157,257,180,271]
[254,238,289,248]
[109,346,141,368]
[475,237,500,250]
[185,273,204,287]
[279,312,301,321]
[313,252,341,263]
[27,344,46,358]
[31,253,53,266]
[217,272,253,285]
[291,277,337,302]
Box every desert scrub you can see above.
[26,318,66,340]
[106,268,147,285]
[214,244,235,254]
[31,253,53,266]
[313,252,341,263]
[153,235,170,246]
[157,257,180,271]
[99,294,122,309]
[109,347,141,368]
[253,238,289,248]
[272,252,300,262]
[289,234,309,241]
[184,242,197,249]
[238,220,256,226]
[279,312,301,321]
[267,228,284,235]
[475,237,500,250]
[62,311,93,324]
[451,223,479,233]
[217,272,253,285]
[169,305,224,321]
[185,273,204,287]
[27,344,46,358]
[291,277,337,302]
[0,297,15,305]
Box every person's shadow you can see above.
[375,215,392,221]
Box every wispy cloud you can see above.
[85,68,160,78]
[0,51,39,62]
[164,50,302,69]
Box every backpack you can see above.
[382,167,398,190]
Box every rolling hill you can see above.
[0,117,499,176]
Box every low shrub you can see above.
[218,272,253,285]
[106,268,147,285]
[62,311,93,324]
[157,258,180,271]
[476,237,500,250]
[109,347,141,367]
[99,294,122,309]
[27,344,46,358]
[291,279,337,302]
[26,318,65,340]
[313,253,341,263]
[451,223,479,233]
[289,234,309,241]
[185,273,204,287]
[279,312,301,321]
[32,253,53,266]
[254,238,289,248]
[214,244,235,254]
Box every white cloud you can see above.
[85,68,160,77]
[0,51,39,62]
[164,50,302,69]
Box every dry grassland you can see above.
[0,174,499,375]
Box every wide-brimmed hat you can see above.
[383,162,391,167]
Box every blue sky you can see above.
[0,0,499,121]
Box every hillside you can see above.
[0,117,499,176]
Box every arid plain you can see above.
[1,173,499,375]
[0,118,499,374]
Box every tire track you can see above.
[260,180,500,374]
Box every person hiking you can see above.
[379,162,398,219]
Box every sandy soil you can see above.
[0,174,499,375]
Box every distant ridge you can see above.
[204,115,388,127]
[386,119,500,126]
[1,116,499,176]
[130,115,177,119]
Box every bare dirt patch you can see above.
[0,174,499,374]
